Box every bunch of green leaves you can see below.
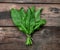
[11,6,46,45]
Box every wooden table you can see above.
[0,0,60,50]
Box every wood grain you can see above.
[0,0,60,3]
[0,0,60,50]
[0,26,60,50]
[0,3,60,26]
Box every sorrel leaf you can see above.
[11,6,46,45]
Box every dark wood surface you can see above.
[0,26,60,50]
[0,1,60,50]
[0,3,60,26]
[0,0,60,3]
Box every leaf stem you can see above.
[25,34,32,45]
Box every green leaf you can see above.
[25,8,31,34]
[11,7,46,45]
[11,8,21,26]
[30,6,35,13]
[29,6,35,34]
[11,8,28,34]
[34,8,43,30]
[19,7,26,27]
[34,19,46,30]
[25,7,35,34]
[35,8,43,22]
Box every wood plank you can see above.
[0,26,60,50]
[0,3,60,26]
[0,0,60,3]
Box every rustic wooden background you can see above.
[0,0,60,50]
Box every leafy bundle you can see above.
[11,6,46,45]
